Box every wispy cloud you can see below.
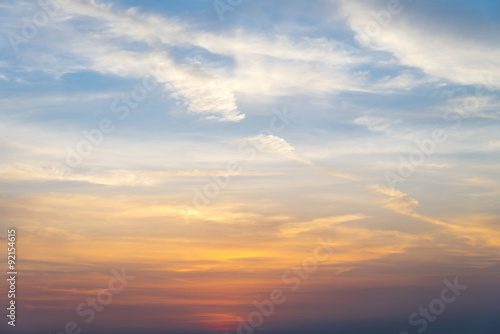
[242,134,360,180]
[340,0,500,86]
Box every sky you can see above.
[0,0,500,333]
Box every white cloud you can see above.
[374,71,426,90]
[353,115,397,134]
[242,134,360,180]
[244,134,297,157]
[340,0,500,86]
[3,0,387,123]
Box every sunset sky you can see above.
[1,0,500,333]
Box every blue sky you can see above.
[1,1,500,333]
